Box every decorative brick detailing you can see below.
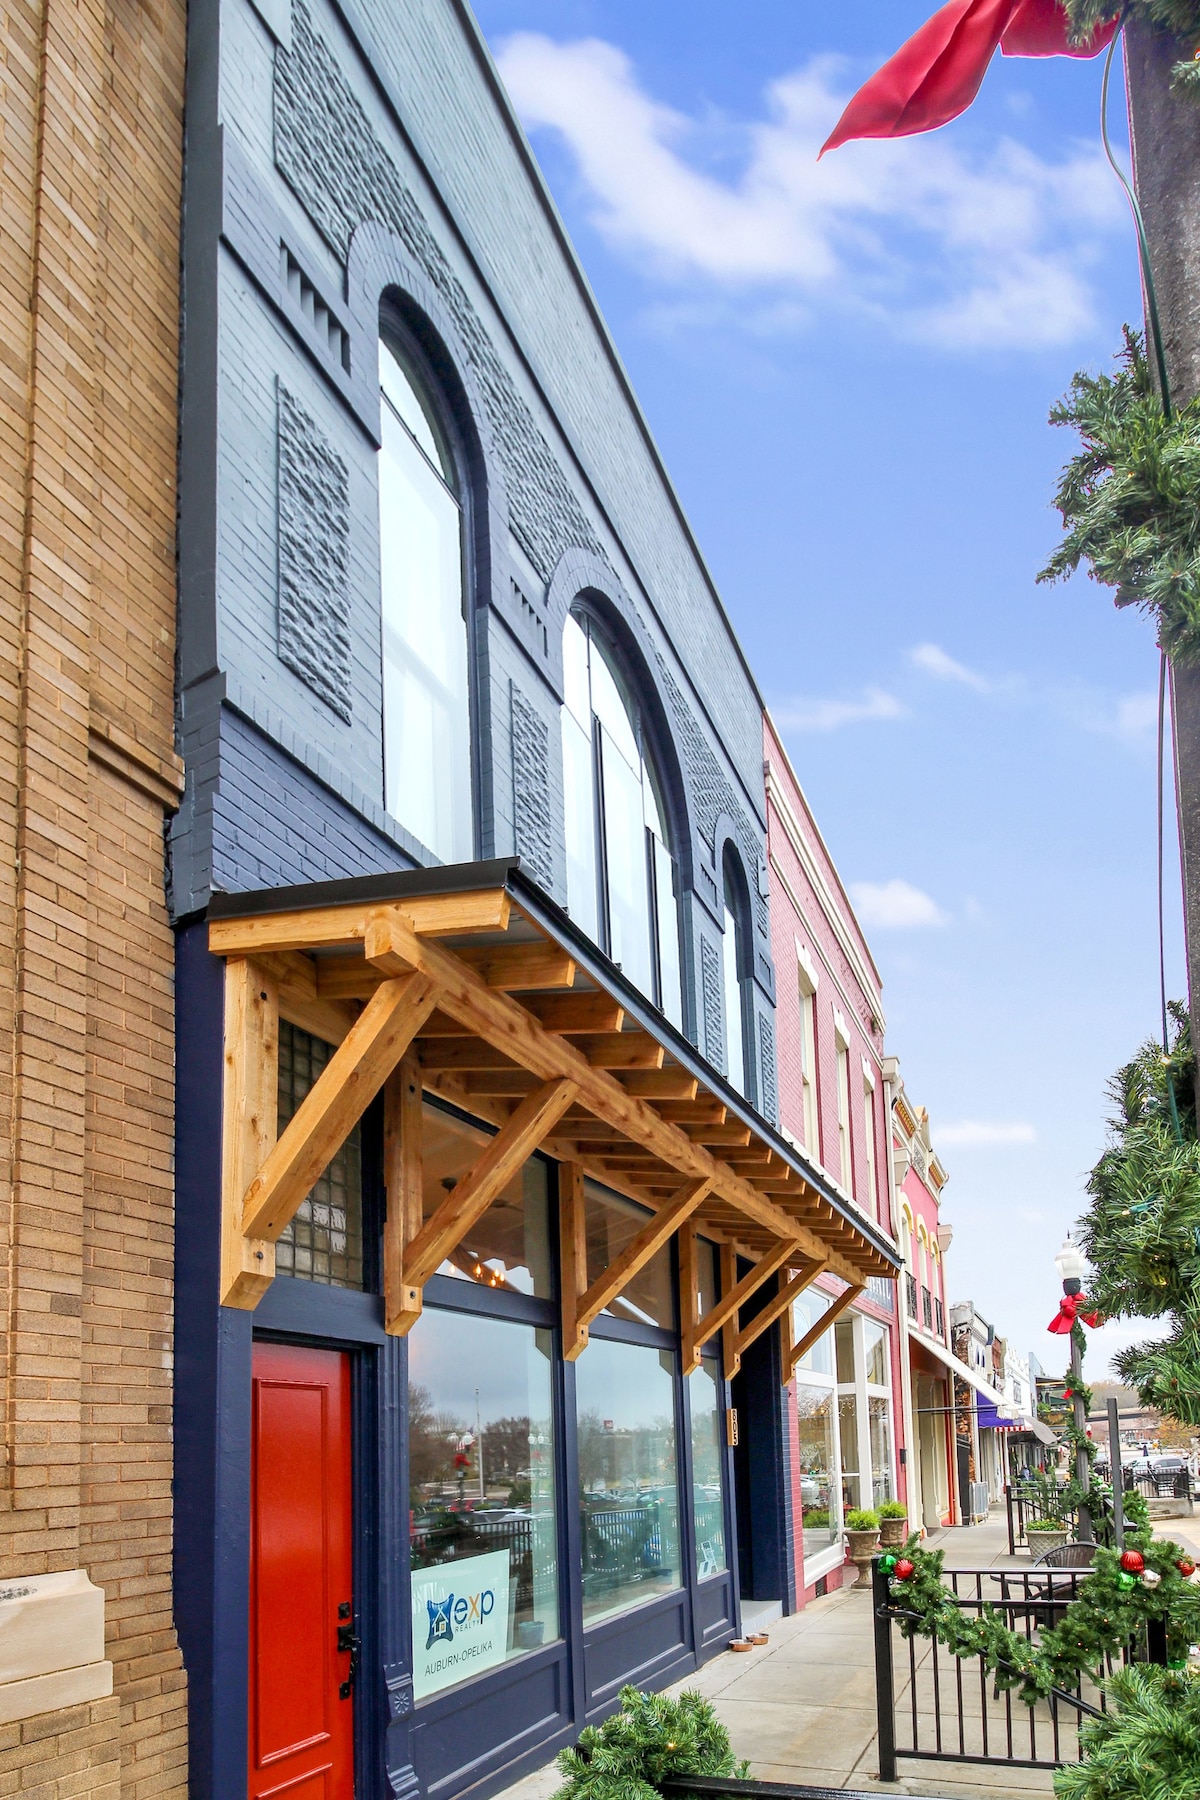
[274,3,605,582]
[758,1013,778,1125]
[510,686,553,889]
[700,939,725,1075]
[277,384,353,720]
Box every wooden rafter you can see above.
[239,972,439,1244]
[719,1243,740,1380]
[391,1078,579,1331]
[383,1052,423,1334]
[566,1178,711,1360]
[733,1256,828,1361]
[693,1238,797,1354]
[680,1222,699,1374]
[783,1281,866,1383]
[560,1162,588,1358]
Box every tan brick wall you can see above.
[0,0,188,1778]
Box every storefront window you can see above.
[688,1363,727,1579]
[869,1396,893,1508]
[864,1320,888,1388]
[795,1385,837,1552]
[838,1392,861,1512]
[407,1310,558,1701]
[584,1179,672,1328]
[792,1289,832,1377]
[420,1103,551,1297]
[274,1023,363,1288]
[576,1338,681,1624]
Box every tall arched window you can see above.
[561,610,682,1026]
[721,848,751,1096]
[377,334,472,862]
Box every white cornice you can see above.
[765,764,884,1022]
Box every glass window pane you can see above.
[583,1179,672,1327]
[864,1321,889,1389]
[408,1311,558,1700]
[839,1392,861,1513]
[562,612,591,728]
[562,711,599,940]
[588,635,639,767]
[576,1338,681,1624]
[420,1104,551,1297]
[379,401,471,862]
[869,1396,893,1508]
[652,836,682,1030]
[835,1318,856,1385]
[380,340,449,478]
[688,1365,727,1578]
[721,906,744,1093]
[795,1384,838,1553]
[275,1022,363,1289]
[599,727,654,998]
[792,1289,831,1376]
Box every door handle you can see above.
[337,1621,360,1699]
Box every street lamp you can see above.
[1055,1236,1093,1543]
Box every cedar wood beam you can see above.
[733,1257,828,1361]
[784,1282,866,1382]
[221,958,279,1307]
[693,1239,797,1351]
[566,1178,711,1360]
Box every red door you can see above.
[249,1342,355,1800]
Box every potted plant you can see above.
[1025,1517,1070,1554]
[878,1499,909,1547]
[844,1508,881,1588]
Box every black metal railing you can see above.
[1124,1466,1192,1502]
[934,1297,945,1340]
[872,1558,1156,1779]
[1005,1483,1079,1556]
[906,1273,918,1320]
[922,1286,933,1330]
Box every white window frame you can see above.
[833,1014,852,1195]
[797,957,819,1156]
[793,1297,896,1583]
[862,1066,878,1217]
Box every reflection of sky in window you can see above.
[408,1310,553,1427]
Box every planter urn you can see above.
[1026,1525,1068,1554]
[845,1528,879,1588]
[879,1516,908,1549]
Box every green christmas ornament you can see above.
[879,1552,897,1573]
[1117,1572,1137,1591]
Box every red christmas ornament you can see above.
[1120,1550,1145,1575]
[1177,1557,1196,1578]
[893,1558,916,1581]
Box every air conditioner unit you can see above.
[970,1481,990,1524]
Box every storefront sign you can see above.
[411,1548,511,1701]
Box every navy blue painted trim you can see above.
[255,1278,389,1343]
[587,1314,675,1351]
[423,1274,553,1330]
[174,921,254,1800]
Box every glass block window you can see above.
[274,1022,364,1289]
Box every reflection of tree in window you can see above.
[377,335,472,862]
[560,609,682,1024]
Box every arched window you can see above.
[377,334,472,862]
[721,848,751,1096]
[561,609,682,1026]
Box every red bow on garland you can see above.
[821,0,1118,156]
[1047,1292,1101,1334]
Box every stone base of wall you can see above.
[0,1695,121,1798]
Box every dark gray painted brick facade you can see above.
[277,383,353,720]
[509,682,553,892]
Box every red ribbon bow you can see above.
[821,0,1118,156]
[1047,1292,1101,1334]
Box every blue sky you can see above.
[470,0,1181,1383]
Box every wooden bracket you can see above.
[383,1051,424,1334]
[784,1281,866,1382]
[221,958,279,1308]
[566,1178,711,1360]
[239,971,439,1245]
[389,1078,579,1333]
[560,1161,588,1358]
[695,1238,798,1373]
[734,1256,828,1362]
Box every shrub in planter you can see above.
[1052,1665,1200,1800]
[878,1500,909,1547]
[844,1509,881,1590]
[1026,1519,1070,1551]
[553,1685,748,1800]
[845,1509,881,1534]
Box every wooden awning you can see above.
[208,859,898,1375]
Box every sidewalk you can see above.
[493,1512,1200,1800]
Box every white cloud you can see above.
[497,34,1123,349]
[935,1120,1038,1147]
[771,687,907,732]
[910,642,991,691]
[848,879,948,929]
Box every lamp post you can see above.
[1054,1236,1093,1545]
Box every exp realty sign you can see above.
[412,1548,511,1701]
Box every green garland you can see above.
[1052,1665,1200,1799]
[1039,330,1200,666]
[889,1536,1200,1707]
[1079,1005,1200,1424]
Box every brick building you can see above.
[0,0,188,1786]
[0,0,902,1793]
